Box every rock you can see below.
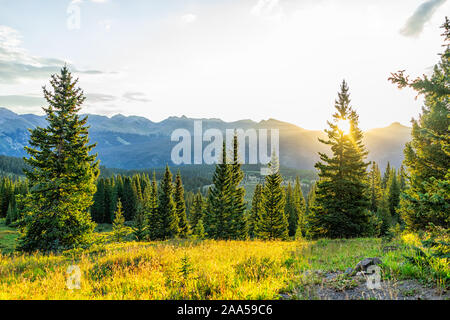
[352,257,382,275]
[344,267,353,275]
[279,293,290,300]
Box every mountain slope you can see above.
[0,107,411,170]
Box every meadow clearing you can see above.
[0,219,448,300]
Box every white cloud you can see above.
[0,25,103,83]
[400,0,447,37]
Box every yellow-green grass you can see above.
[0,239,442,299]
[0,233,447,299]
[0,219,20,254]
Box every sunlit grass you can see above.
[0,231,447,299]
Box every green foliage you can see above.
[249,184,263,238]
[5,201,17,226]
[174,172,189,238]
[112,200,130,242]
[192,218,206,240]
[390,18,450,231]
[179,254,194,283]
[189,191,204,231]
[229,133,248,240]
[387,169,401,222]
[18,66,98,252]
[256,156,289,240]
[133,204,147,241]
[368,161,383,212]
[308,81,370,238]
[381,162,391,190]
[403,226,449,288]
[285,177,306,238]
[204,136,249,240]
[156,165,179,239]
[146,172,159,240]
[205,143,232,239]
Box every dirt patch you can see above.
[283,271,449,300]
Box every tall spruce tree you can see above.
[145,172,159,240]
[189,191,204,231]
[205,142,233,239]
[133,204,147,241]
[91,178,106,223]
[112,199,127,242]
[229,133,248,239]
[19,66,99,252]
[292,177,306,237]
[368,161,383,212]
[381,162,391,190]
[249,184,263,238]
[390,18,449,230]
[284,183,299,237]
[308,80,370,238]
[399,165,408,192]
[387,169,401,222]
[256,155,289,240]
[104,178,115,224]
[174,171,189,237]
[156,165,179,239]
[122,177,138,221]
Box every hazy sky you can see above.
[0,0,448,130]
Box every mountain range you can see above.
[0,107,411,171]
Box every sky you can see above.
[0,0,448,130]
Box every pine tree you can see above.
[387,169,401,223]
[249,184,263,238]
[146,172,159,240]
[91,178,106,223]
[308,80,370,238]
[284,182,298,238]
[18,66,99,252]
[133,204,147,241]
[5,201,17,226]
[381,162,391,190]
[292,177,306,237]
[0,178,13,218]
[192,218,206,240]
[122,177,138,221]
[205,142,233,239]
[189,191,204,231]
[399,165,408,192]
[389,18,450,230]
[104,178,115,224]
[229,133,248,239]
[156,165,179,239]
[133,174,143,204]
[112,200,127,242]
[368,161,383,212]
[174,171,189,238]
[306,181,317,213]
[256,155,289,240]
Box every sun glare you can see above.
[336,118,351,135]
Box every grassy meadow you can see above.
[0,219,448,300]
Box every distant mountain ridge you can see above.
[0,107,411,171]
